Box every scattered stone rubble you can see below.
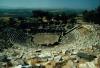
[1,48,100,68]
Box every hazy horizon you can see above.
[0,0,100,10]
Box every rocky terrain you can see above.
[0,21,100,68]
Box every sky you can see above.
[0,0,100,9]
